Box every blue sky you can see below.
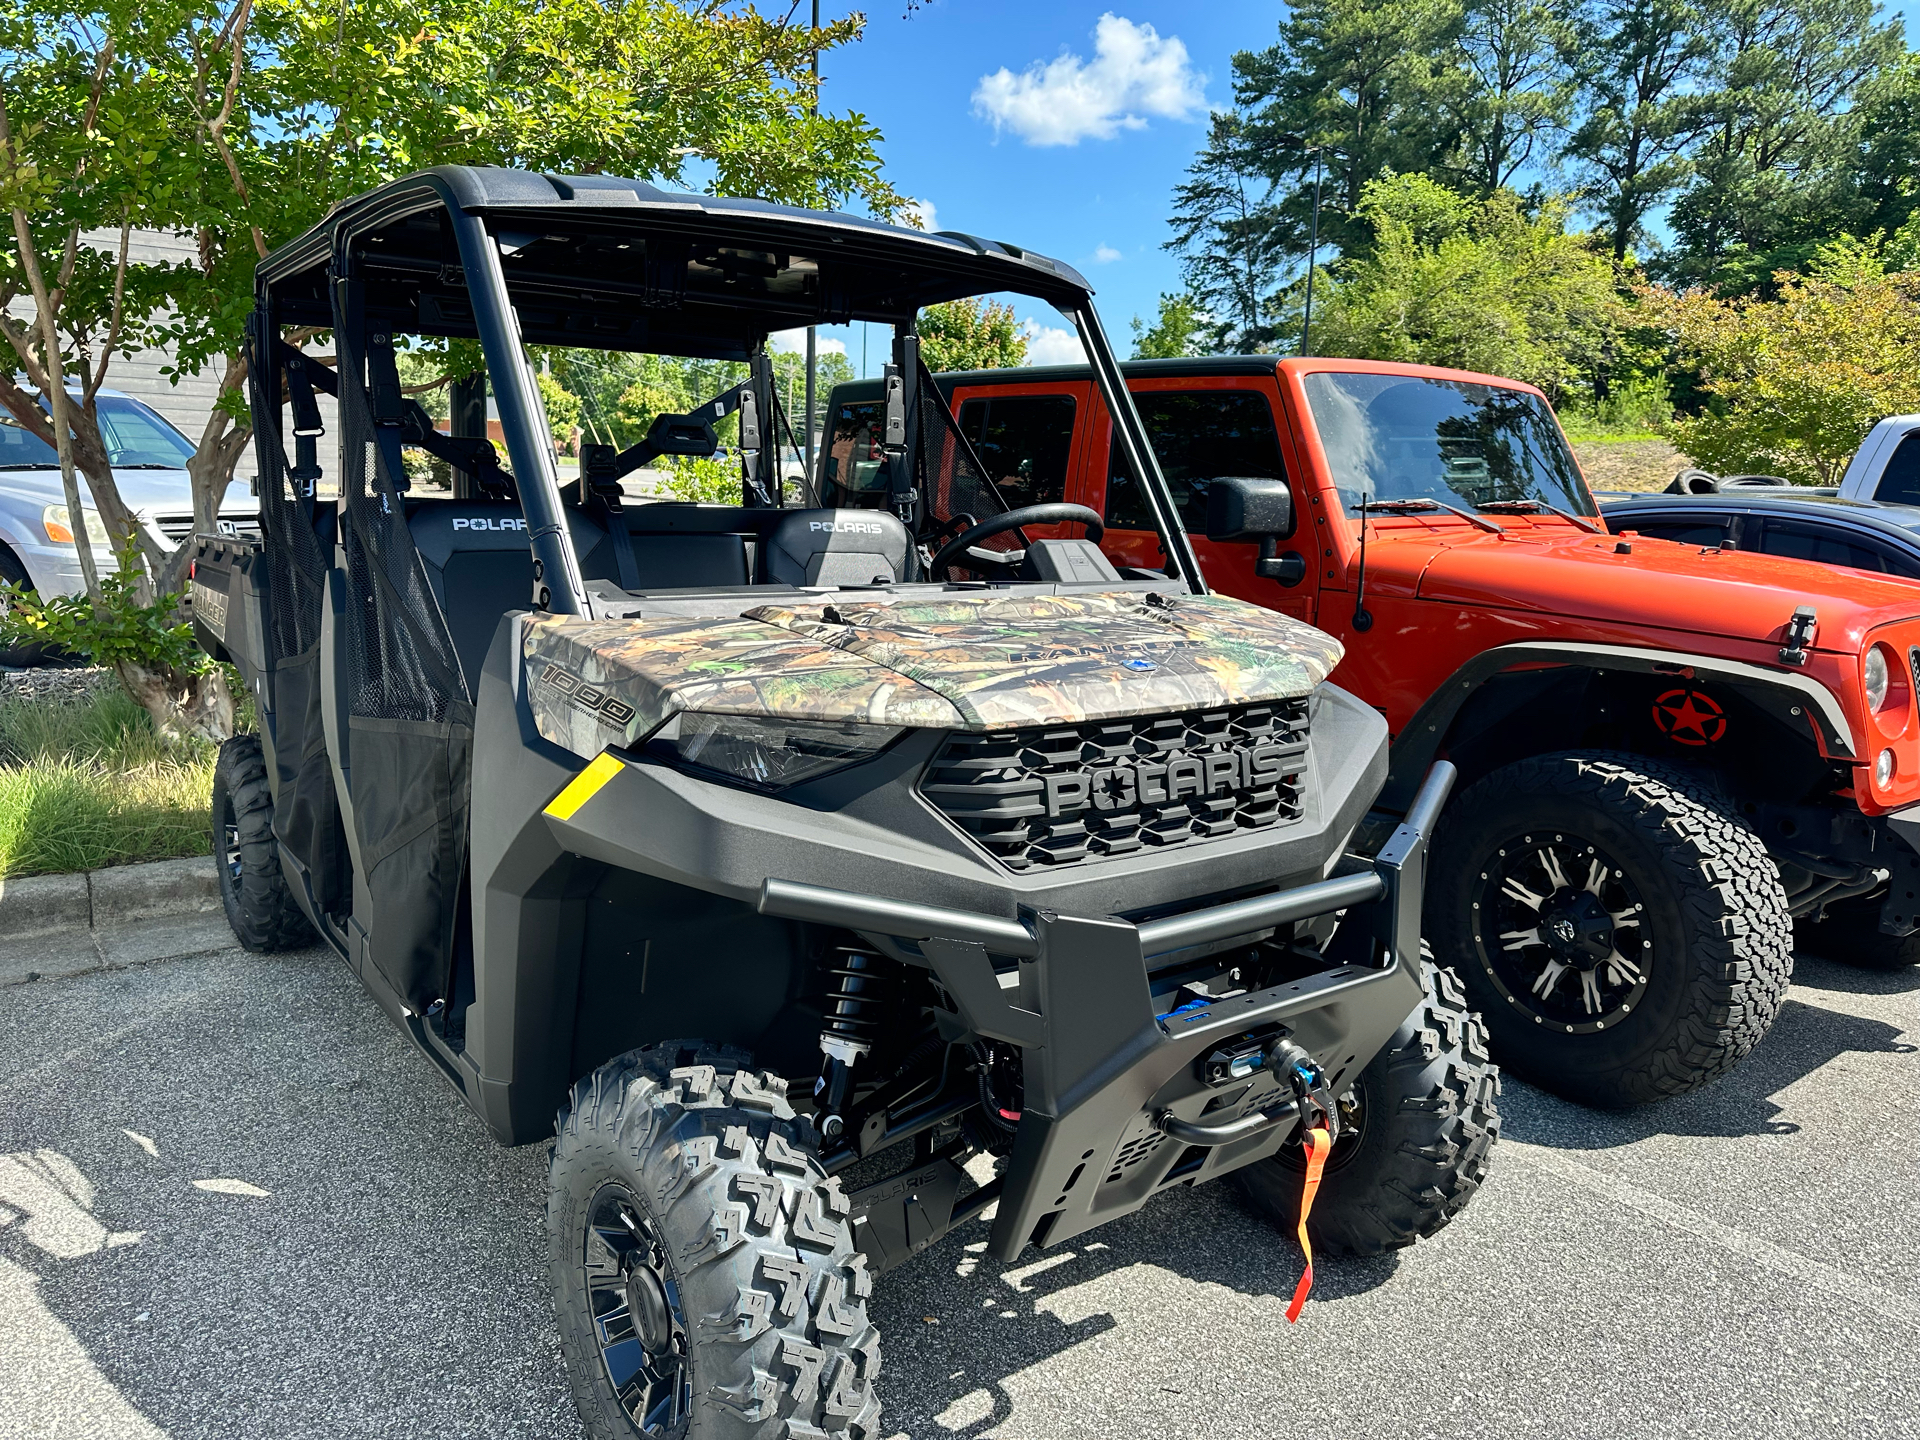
[797,2,1916,376]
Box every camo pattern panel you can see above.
[742,590,1344,730]
[521,614,963,757]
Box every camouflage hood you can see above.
[522,590,1344,758]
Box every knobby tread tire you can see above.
[1430,751,1793,1106]
[1232,955,1501,1257]
[211,734,315,953]
[550,1040,881,1440]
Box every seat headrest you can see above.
[760,509,911,587]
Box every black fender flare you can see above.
[1377,641,1857,815]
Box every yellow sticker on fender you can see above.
[544,751,626,821]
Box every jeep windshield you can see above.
[1302,371,1595,522]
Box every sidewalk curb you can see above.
[0,855,226,986]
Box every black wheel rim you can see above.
[1469,830,1650,1034]
[583,1183,691,1436]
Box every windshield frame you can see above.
[1287,360,1596,526]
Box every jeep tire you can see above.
[1798,893,1920,970]
[1429,752,1793,1107]
[211,734,315,952]
[550,1040,882,1440]
[1232,955,1500,1255]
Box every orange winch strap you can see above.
[1286,1125,1333,1324]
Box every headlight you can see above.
[648,712,903,791]
[1865,645,1890,711]
[41,504,110,547]
[1877,748,1897,789]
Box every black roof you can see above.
[257,166,1097,360]
[1600,489,1920,541]
[828,355,1284,403]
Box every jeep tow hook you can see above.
[1155,1040,1340,1147]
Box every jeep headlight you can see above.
[1865,645,1890,712]
[42,504,111,547]
[648,712,903,791]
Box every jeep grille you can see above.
[921,700,1309,870]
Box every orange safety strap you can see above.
[1285,1125,1333,1323]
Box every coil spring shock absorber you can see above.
[817,943,890,1139]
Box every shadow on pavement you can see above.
[871,1176,1395,1436]
[1789,951,1920,997]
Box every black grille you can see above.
[921,699,1309,871]
[157,513,262,544]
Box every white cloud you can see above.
[972,15,1205,147]
[1020,320,1085,367]
[1091,244,1123,265]
[770,329,847,355]
[904,198,938,232]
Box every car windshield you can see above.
[0,396,194,469]
[1301,372,1594,520]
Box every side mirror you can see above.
[1205,476,1293,542]
[1203,476,1306,588]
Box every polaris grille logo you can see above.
[809,520,884,534]
[452,516,527,531]
[1044,742,1299,817]
[540,664,636,729]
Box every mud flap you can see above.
[347,711,473,1009]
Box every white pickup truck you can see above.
[1836,414,1920,503]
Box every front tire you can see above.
[1232,956,1501,1256]
[550,1041,882,1440]
[1429,752,1793,1107]
[211,734,315,952]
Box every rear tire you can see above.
[1429,751,1793,1107]
[550,1040,882,1440]
[1798,894,1920,970]
[211,734,315,952]
[1232,956,1501,1256]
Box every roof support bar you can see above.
[447,206,589,615]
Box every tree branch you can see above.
[84,217,133,407]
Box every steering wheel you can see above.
[928,503,1106,578]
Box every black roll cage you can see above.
[250,164,1205,611]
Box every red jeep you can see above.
[826,357,1920,1107]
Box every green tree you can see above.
[1563,0,1717,263]
[917,298,1026,373]
[1650,237,1920,483]
[1130,294,1205,359]
[1448,0,1575,194]
[1311,173,1624,402]
[1661,0,1901,287]
[1165,114,1288,351]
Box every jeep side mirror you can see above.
[1204,477,1305,587]
[1205,476,1292,541]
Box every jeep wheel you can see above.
[1232,955,1500,1255]
[211,734,315,952]
[550,1041,882,1440]
[1429,752,1793,1107]
[1797,893,1920,970]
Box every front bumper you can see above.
[757,763,1455,1264]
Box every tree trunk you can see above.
[113,660,235,744]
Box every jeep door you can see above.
[1087,375,1318,623]
[945,378,1096,549]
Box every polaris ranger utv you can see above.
[191,166,1498,1439]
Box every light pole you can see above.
[803,0,820,489]
[1299,143,1324,359]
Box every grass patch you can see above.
[0,685,217,878]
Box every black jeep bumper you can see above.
[757,763,1455,1265]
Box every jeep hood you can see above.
[522,590,1344,759]
[1413,530,1920,649]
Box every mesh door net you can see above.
[248,345,329,665]
[335,320,473,1012]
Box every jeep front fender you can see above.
[1376,641,1856,815]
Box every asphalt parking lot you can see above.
[1,935,1916,1440]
